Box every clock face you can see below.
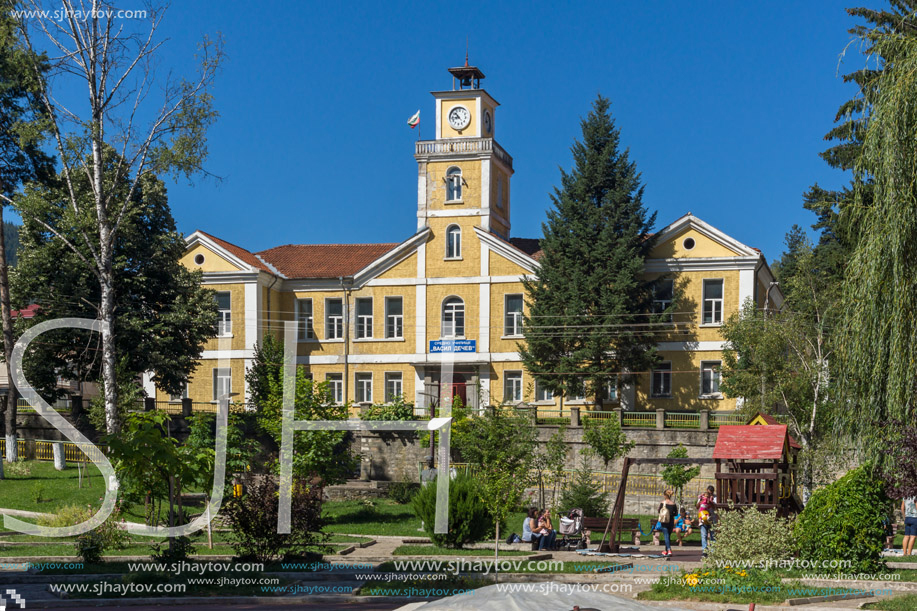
[448,106,471,131]
[483,109,492,134]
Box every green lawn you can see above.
[377,559,627,573]
[0,460,108,514]
[393,545,532,556]
[864,594,917,610]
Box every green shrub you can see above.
[704,504,794,567]
[559,457,608,517]
[388,481,421,504]
[73,506,130,563]
[411,472,491,548]
[40,505,92,527]
[360,396,414,420]
[5,459,31,477]
[32,481,46,503]
[150,536,196,562]
[795,466,890,573]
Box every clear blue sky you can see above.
[97,1,868,261]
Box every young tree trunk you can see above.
[494,521,500,583]
[0,204,18,464]
[99,270,120,434]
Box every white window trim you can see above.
[212,368,231,402]
[503,370,523,404]
[295,298,315,342]
[702,278,725,326]
[441,297,465,339]
[215,292,232,337]
[355,297,373,340]
[445,166,463,203]
[445,224,462,260]
[385,296,404,339]
[325,297,344,340]
[699,360,723,399]
[385,371,403,403]
[651,362,673,398]
[355,372,373,404]
[534,380,554,404]
[504,293,524,338]
[326,373,344,405]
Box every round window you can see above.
[683,237,696,250]
[194,253,205,265]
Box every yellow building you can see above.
[155,63,782,414]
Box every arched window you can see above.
[445,166,463,201]
[442,297,465,338]
[445,225,461,259]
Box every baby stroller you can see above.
[558,508,587,551]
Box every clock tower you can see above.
[414,60,513,238]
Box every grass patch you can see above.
[864,594,917,610]
[393,545,531,556]
[0,461,107,513]
[359,575,485,596]
[376,559,628,573]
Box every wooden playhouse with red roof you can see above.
[713,422,801,516]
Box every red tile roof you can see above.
[748,413,802,449]
[508,237,543,261]
[713,425,788,460]
[11,304,39,319]
[197,231,272,272]
[255,243,399,279]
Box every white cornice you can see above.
[644,256,761,273]
[430,89,500,108]
[473,227,538,274]
[184,231,259,274]
[352,228,432,287]
[200,271,261,284]
[656,214,761,258]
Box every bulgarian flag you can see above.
[407,110,420,128]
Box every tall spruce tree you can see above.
[520,95,663,408]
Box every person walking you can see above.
[903,497,917,556]
[657,489,678,557]
[696,485,717,553]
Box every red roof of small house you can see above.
[255,243,399,279]
[11,304,40,319]
[747,412,802,449]
[713,424,788,460]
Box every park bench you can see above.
[581,516,642,546]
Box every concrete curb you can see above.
[21,594,414,608]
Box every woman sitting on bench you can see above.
[538,508,557,550]
[521,508,554,550]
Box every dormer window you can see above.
[445,166,463,202]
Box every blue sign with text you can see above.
[430,339,476,353]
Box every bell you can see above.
[460,76,471,88]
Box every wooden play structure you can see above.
[713,423,801,516]
[598,416,801,553]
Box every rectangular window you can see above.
[215,292,231,336]
[703,279,724,325]
[653,279,674,322]
[212,368,231,401]
[356,372,373,403]
[297,299,314,340]
[169,384,188,403]
[504,371,523,403]
[385,372,403,402]
[701,361,722,396]
[504,294,524,337]
[325,298,343,339]
[355,298,373,339]
[605,376,618,402]
[385,297,403,339]
[327,373,343,404]
[652,363,672,398]
[535,379,553,402]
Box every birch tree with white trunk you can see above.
[6,0,222,434]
